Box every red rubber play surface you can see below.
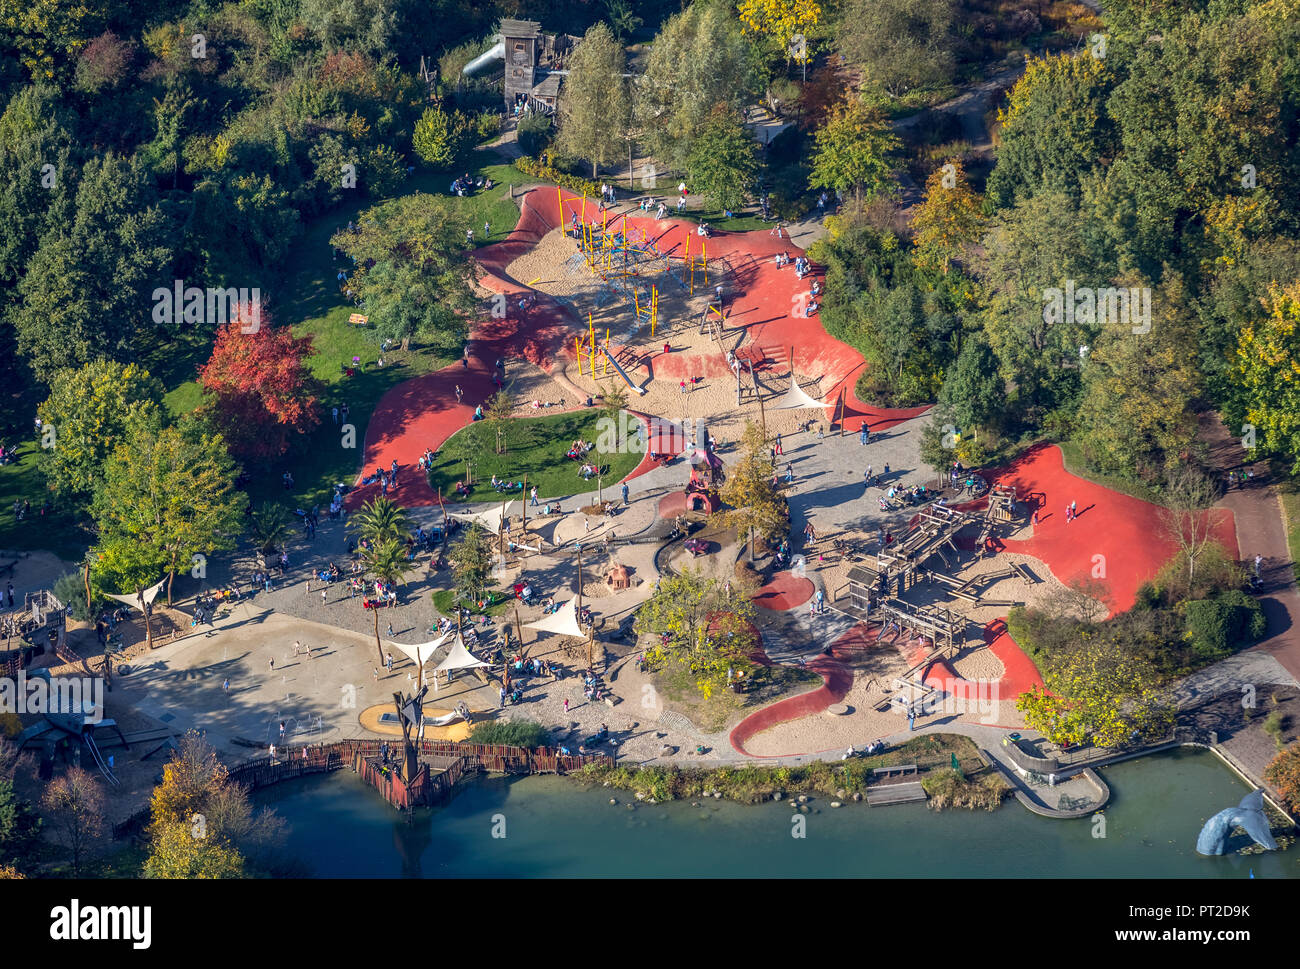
[970,443,1239,615]
[751,571,815,610]
[349,188,927,507]
[724,444,1244,755]
[729,623,873,756]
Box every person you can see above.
[860,422,869,445]
[473,404,484,421]
[621,481,630,504]
[222,678,230,694]
[279,720,286,740]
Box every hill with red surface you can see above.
[970,443,1239,615]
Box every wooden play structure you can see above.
[842,485,1031,647]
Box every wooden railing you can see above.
[112,739,613,837]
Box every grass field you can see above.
[427,410,644,502]
[0,442,88,560]
[431,587,512,618]
[1280,480,1300,583]
[229,152,523,511]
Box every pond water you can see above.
[258,748,1298,878]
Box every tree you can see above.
[348,496,410,547]
[41,768,105,876]
[935,336,1003,433]
[411,104,473,168]
[604,0,643,42]
[73,30,136,92]
[634,567,759,698]
[976,190,1098,418]
[198,309,323,464]
[686,107,759,215]
[448,522,493,607]
[0,0,104,80]
[37,359,164,502]
[910,159,985,274]
[484,389,515,455]
[10,153,177,382]
[634,1,759,170]
[556,23,630,178]
[836,0,955,99]
[362,537,408,664]
[250,503,293,555]
[1073,279,1202,481]
[808,97,899,209]
[738,0,821,64]
[143,731,283,879]
[1016,637,1174,748]
[1232,282,1300,474]
[985,52,1114,209]
[717,422,788,561]
[1159,468,1226,595]
[600,381,629,449]
[331,194,476,353]
[441,423,485,487]
[91,423,245,604]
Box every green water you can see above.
[258,749,1298,878]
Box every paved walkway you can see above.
[1201,412,1300,680]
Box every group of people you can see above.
[450,173,490,197]
[416,448,436,470]
[360,459,401,495]
[490,474,525,493]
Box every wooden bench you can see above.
[872,764,918,779]
[348,313,369,325]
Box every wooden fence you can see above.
[113,739,613,836]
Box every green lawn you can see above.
[428,410,644,502]
[1057,440,1166,506]
[1280,481,1300,583]
[237,154,523,512]
[432,587,512,618]
[0,441,90,560]
[403,158,523,247]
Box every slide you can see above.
[599,348,646,395]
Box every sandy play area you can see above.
[505,225,834,442]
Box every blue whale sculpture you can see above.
[1196,790,1277,856]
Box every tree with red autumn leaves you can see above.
[198,303,322,463]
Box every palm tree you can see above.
[250,502,292,555]
[348,496,409,547]
[362,537,409,666]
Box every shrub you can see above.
[468,719,552,748]
[1265,742,1300,813]
[53,571,99,623]
[516,113,553,157]
[413,106,475,168]
[474,110,501,142]
[1183,591,1266,661]
[513,155,601,197]
[1263,710,1287,750]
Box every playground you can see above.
[34,180,1256,790]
